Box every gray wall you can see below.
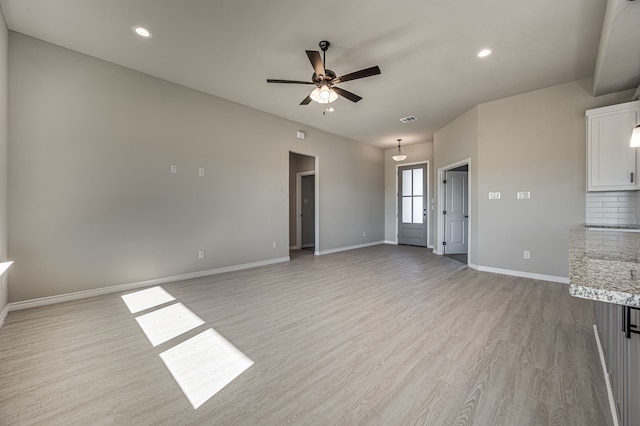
[7,33,384,302]
[0,8,7,314]
[476,80,633,277]
[434,107,479,263]
[288,152,314,248]
[434,81,633,278]
[384,142,434,245]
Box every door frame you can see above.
[296,171,315,250]
[435,158,471,262]
[290,151,320,255]
[395,161,430,248]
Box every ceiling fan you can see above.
[267,40,381,105]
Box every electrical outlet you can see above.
[272,241,277,249]
[523,251,530,259]
[199,167,205,177]
[489,192,501,200]
[198,250,206,259]
[363,231,366,237]
[171,165,177,174]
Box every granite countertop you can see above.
[569,227,640,307]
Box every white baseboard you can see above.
[593,324,620,426]
[8,256,290,312]
[467,263,569,284]
[0,303,8,328]
[316,241,385,256]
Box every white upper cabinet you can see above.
[587,101,640,192]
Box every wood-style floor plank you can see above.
[0,245,613,425]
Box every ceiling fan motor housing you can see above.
[312,69,336,83]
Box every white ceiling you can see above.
[0,0,638,149]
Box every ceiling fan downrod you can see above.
[319,40,330,70]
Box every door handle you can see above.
[624,306,640,339]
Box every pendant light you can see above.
[631,124,640,148]
[392,139,407,162]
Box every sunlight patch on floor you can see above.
[135,303,204,347]
[159,328,254,409]
[121,286,175,314]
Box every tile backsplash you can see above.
[586,191,638,225]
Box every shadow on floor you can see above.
[445,253,467,264]
[289,248,315,260]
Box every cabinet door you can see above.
[612,304,623,419]
[628,311,640,425]
[588,108,640,191]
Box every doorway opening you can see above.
[289,152,318,256]
[436,159,470,265]
[297,172,315,251]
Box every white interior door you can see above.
[444,171,468,254]
[398,164,427,247]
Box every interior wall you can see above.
[7,33,384,303]
[476,79,634,277]
[383,142,434,244]
[0,8,8,314]
[434,107,479,263]
[288,152,314,248]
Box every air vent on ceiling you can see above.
[400,115,417,123]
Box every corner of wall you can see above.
[0,4,9,322]
[0,5,8,323]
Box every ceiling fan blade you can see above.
[333,86,362,103]
[300,95,313,105]
[267,79,315,85]
[306,50,325,77]
[333,66,381,84]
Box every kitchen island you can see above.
[569,226,640,426]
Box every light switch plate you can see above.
[517,191,531,200]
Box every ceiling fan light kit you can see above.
[310,85,338,103]
[267,40,381,106]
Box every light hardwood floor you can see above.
[0,245,612,425]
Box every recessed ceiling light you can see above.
[477,48,492,58]
[132,26,153,38]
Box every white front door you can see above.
[444,171,468,254]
